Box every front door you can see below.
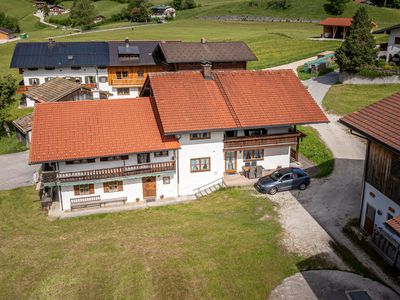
[225,151,237,173]
[142,176,156,198]
[364,204,376,235]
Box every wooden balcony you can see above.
[16,85,34,94]
[111,78,145,87]
[42,161,176,184]
[82,83,96,89]
[224,131,305,151]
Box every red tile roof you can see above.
[147,70,328,134]
[29,98,180,164]
[340,92,400,154]
[386,216,400,235]
[319,18,352,27]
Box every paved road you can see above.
[0,151,39,190]
[34,12,58,28]
[270,270,399,300]
[266,56,318,74]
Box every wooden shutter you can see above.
[74,185,80,196]
[89,184,95,194]
[103,182,109,193]
[118,181,123,192]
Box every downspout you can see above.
[56,162,64,211]
[359,139,371,228]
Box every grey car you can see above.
[255,167,310,195]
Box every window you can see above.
[117,88,130,96]
[73,77,82,83]
[99,76,108,83]
[29,78,40,85]
[154,151,168,157]
[44,77,54,82]
[71,66,81,70]
[163,177,170,185]
[73,184,94,196]
[395,37,400,45]
[100,155,129,162]
[27,68,38,71]
[103,181,123,193]
[243,149,264,161]
[190,132,211,140]
[45,67,55,70]
[85,76,96,84]
[387,213,394,221]
[65,158,95,165]
[225,131,237,138]
[244,129,267,136]
[391,155,400,179]
[281,174,292,182]
[137,70,144,79]
[116,71,129,79]
[190,157,210,172]
[137,153,150,164]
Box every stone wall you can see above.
[339,71,400,84]
[198,15,320,23]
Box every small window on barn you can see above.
[390,155,400,179]
[137,70,144,79]
[116,71,129,79]
[395,37,400,45]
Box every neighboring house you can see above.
[35,1,47,10]
[11,40,110,96]
[155,39,258,71]
[150,5,176,20]
[10,39,258,98]
[373,24,400,64]
[48,5,65,16]
[30,68,327,213]
[22,77,95,107]
[93,15,106,24]
[319,18,377,39]
[340,92,400,269]
[0,28,15,41]
[107,40,165,98]
[13,113,32,147]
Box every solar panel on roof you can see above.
[118,45,140,55]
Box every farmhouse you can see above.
[48,4,65,16]
[340,92,400,269]
[30,68,327,213]
[10,39,257,99]
[150,5,176,20]
[0,27,14,41]
[22,77,95,107]
[373,23,400,64]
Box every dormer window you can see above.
[118,44,140,61]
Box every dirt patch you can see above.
[267,190,348,270]
[259,214,272,222]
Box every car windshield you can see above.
[270,171,283,181]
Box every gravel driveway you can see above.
[0,151,39,190]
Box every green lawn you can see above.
[0,186,335,299]
[323,84,400,116]
[299,125,334,178]
[0,133,27,154]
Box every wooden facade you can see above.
[366,141,400,204]
[165,61,247,72]
[108,65,164,87]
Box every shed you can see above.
[0,28,14,41]
[319,17,377,39]
[12,113,33,147]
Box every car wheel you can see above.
[268,187,278,195]
[299,183,307,191]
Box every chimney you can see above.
[92,89,100,100]
[48,37,55,45]
[201,37,206,44]
[201,62,212,80]
[125,37,129,48]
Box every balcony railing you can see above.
[42,161,176,184]
[111,78,146,86]
[224,131,305,150]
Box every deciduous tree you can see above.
[324,0,350,15]
[0,75,17,136]
[70,0,96,29]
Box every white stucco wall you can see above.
[59,174,178,211]
[361,182,400,242]
[177,132,225,196]
[235,146,290,171]
[109,87,139,99]
[387,28,400,62]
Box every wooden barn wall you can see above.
[366,141,400,204]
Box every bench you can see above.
[70,195,127,210]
